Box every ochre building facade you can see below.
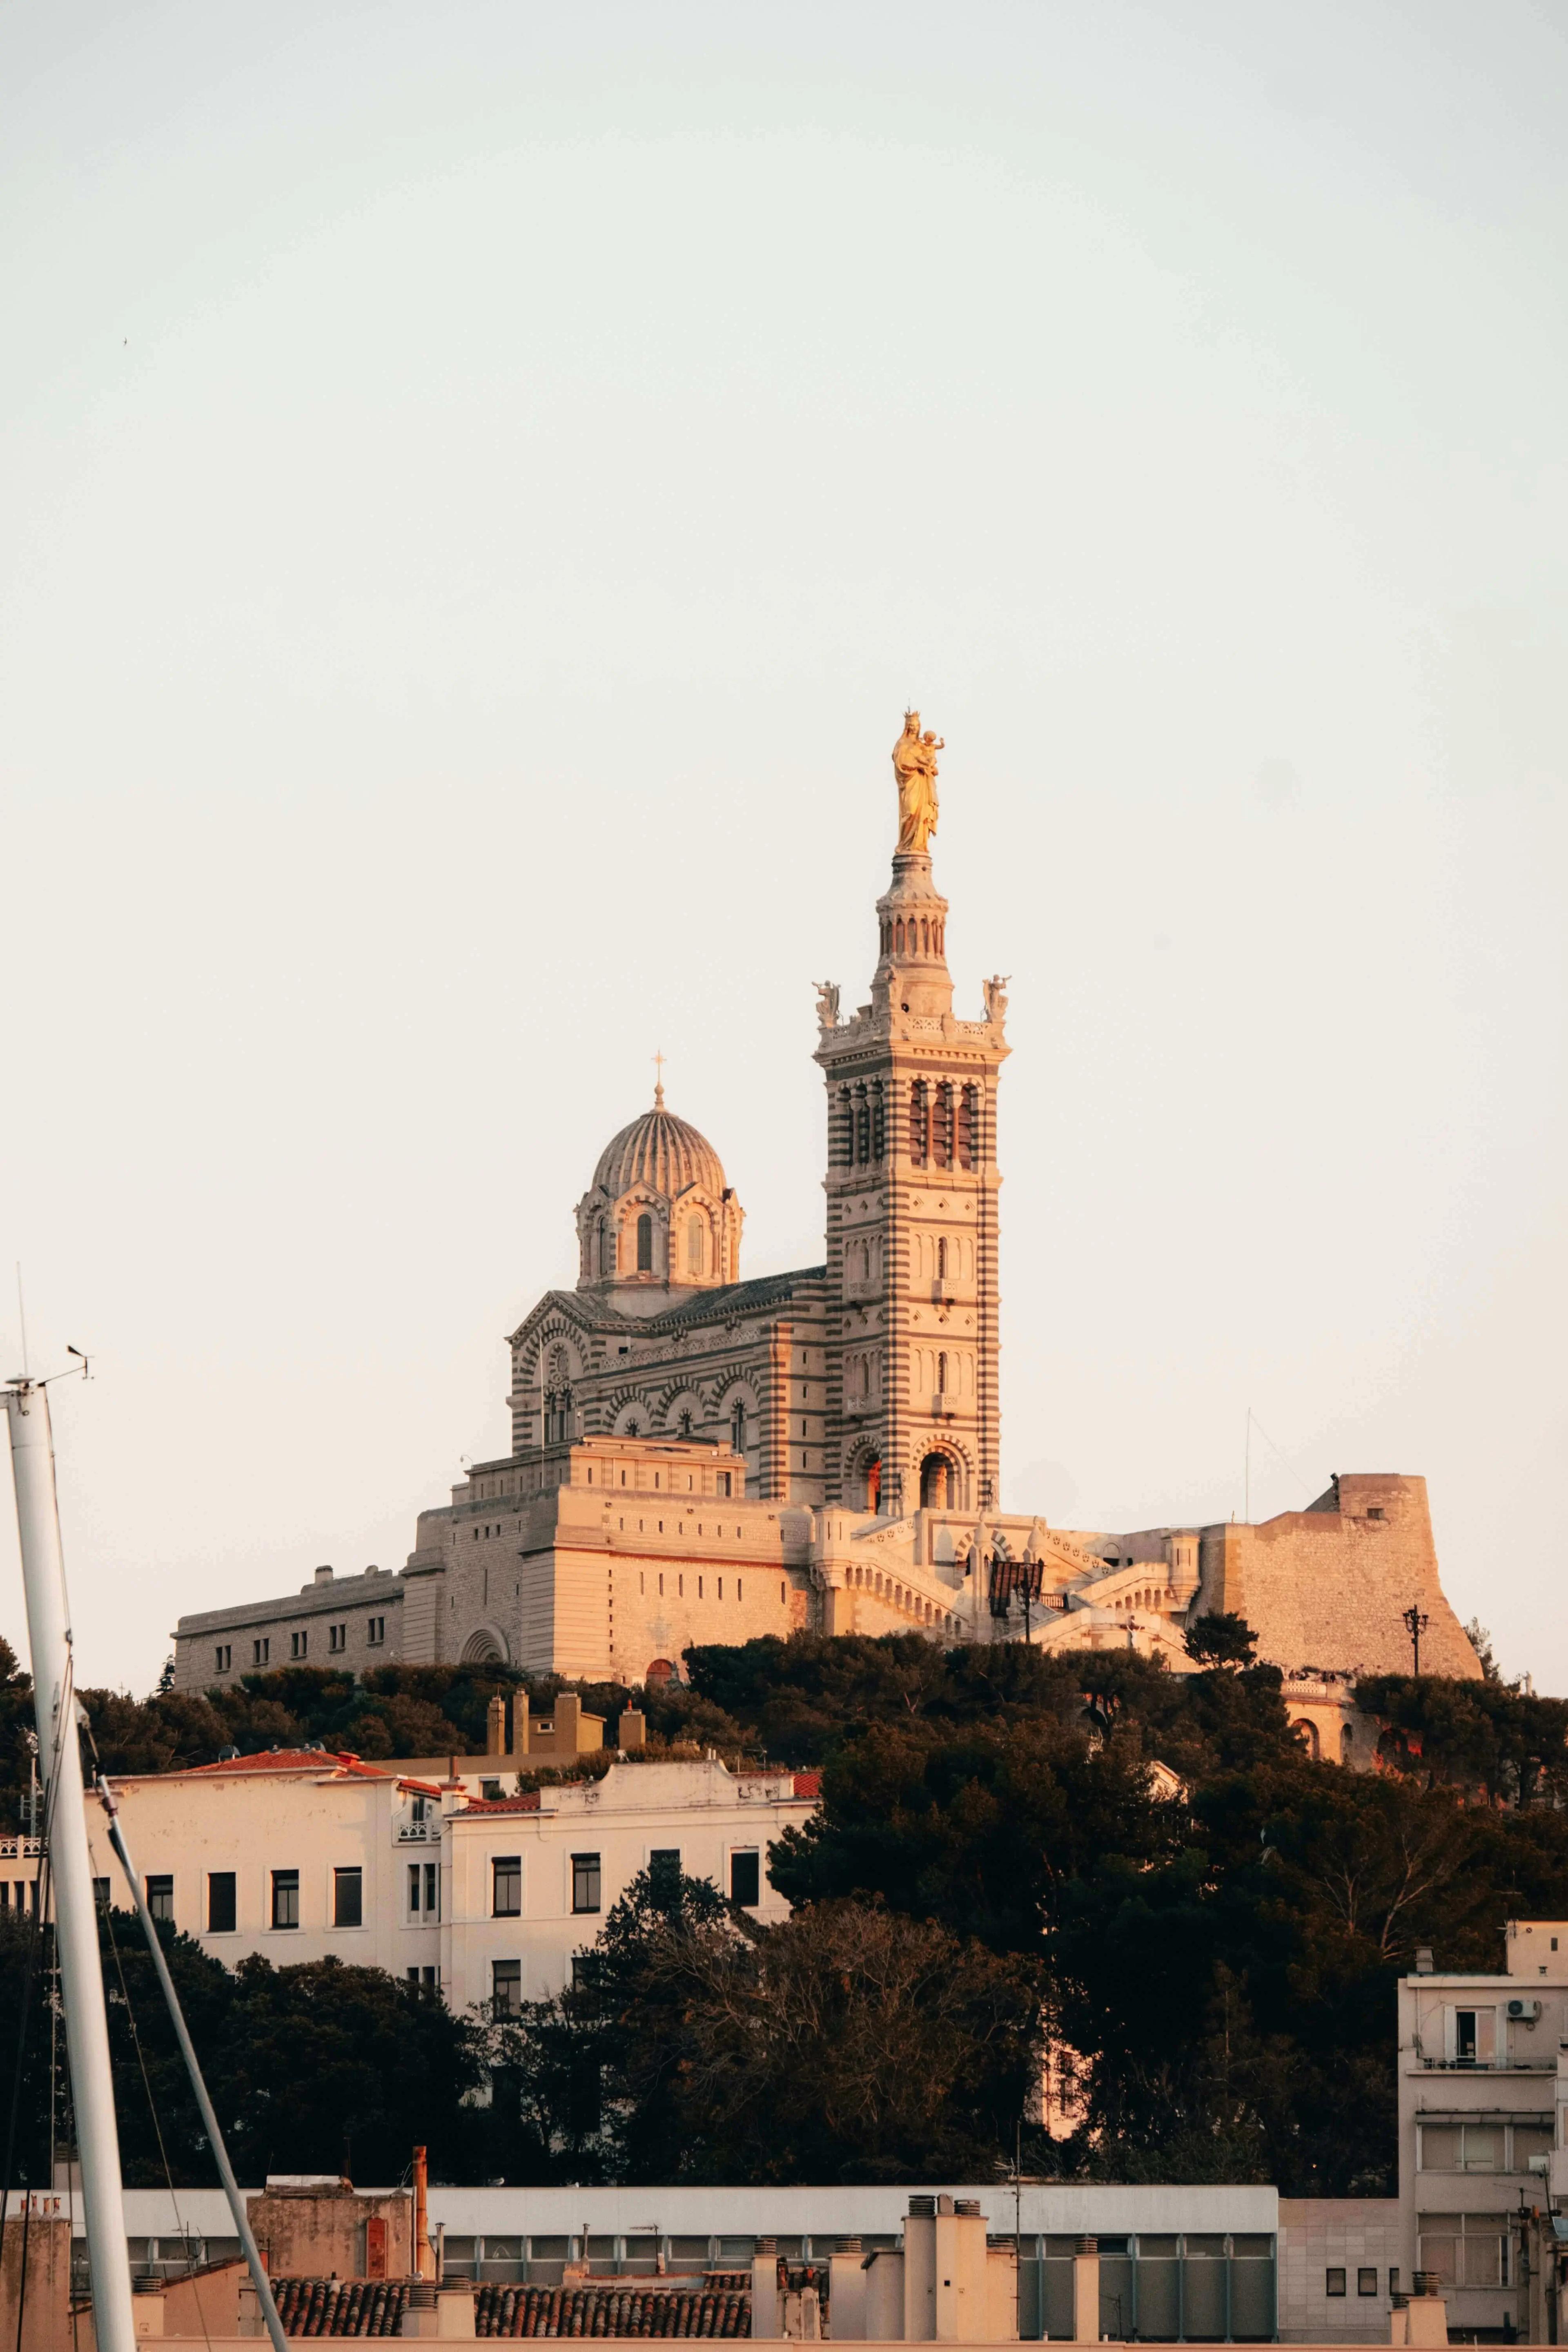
[174,724,1480,1698]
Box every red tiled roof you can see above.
[171,1750,394,1780]
[458,1791,543,1813]
[733,1771,821,1800]
[267,2277,754,2337]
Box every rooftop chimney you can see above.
[313,1565,334,1586]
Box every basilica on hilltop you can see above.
[174,715,1481,1723]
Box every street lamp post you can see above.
[1402,1603,1430,1676]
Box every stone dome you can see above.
[590,1094,727,1201]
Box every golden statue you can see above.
[893,709,943,854]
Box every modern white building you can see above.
[83,1751,816,2015]
[1395,1918,1568,2339]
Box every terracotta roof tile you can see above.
[459,1791,543,1813]
[178,1749,392,1780]
[268,2276,755,2337]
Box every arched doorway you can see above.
[920,1452,955,1510]
[863,1454,881,1513]
[461,1627,510,1666]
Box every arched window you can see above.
[1341,1724,1354,1764]
[958,1084,978,1170]
[855,1088,870,1164]
[837,1086,853,1168]
[864,1454,882,1512]
[678,1410,693,1437]
[871,1083,885,1161]
[909,1080,929,1165]
[921,919,929,955]
[937,1237,948,1282]
[731,1400,747,1456]
[598,1219,614,1276]
[933,1082,953,1169]
[895,918,905,953]
[937,1351,948,1394]
[687,1218,704,1275]
[636,1213,654,1272]
[920,1453,951,1509]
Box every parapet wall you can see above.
[1196,1474,1481,1681]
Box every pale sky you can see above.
[2,2,1565,1696]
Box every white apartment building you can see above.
[1396,1918,1568,2339]
[82,1752,816,2016]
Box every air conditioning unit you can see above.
[1506,1998,1542,2022]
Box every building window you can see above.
[933,1081,953,1167]
[332,1866,363,1928]
[253,1637,270,1666]
[957,1083,977,1169]
[909,1079,929,1165]
[855,1089,870,1164]
[271,1870,300,1930]
[936,1237,947,1283]
[407,1964,439,1992]
[1417,2215,1509,2289]
[409,1860,439,1919]
[290,1630,307,1660]
[328,1623,346,1653]
[146,1875,174,1924]
[636,1213,653,1272]
[872,1083,885,1161]
[572,1853,601,1913]
[493,1856,522,1917]
[1357,2271,1377,2297]
[729,1849,761,1907]
[214,1644,231,1673]
[731,1401,746,1456]
[1421,2123,1499,2172]
[367,1616,385,1646]
[649,1848,681,1888]
[937,1351,948,1394]
[1325,2271,1346,2298]
[492,1959,522,2019]
[687,1218,704,1275]
[720,1470,732,1497]
[207,1873,236,1934]
[93,1877,111,1910]
[1451,2006,1495,2064]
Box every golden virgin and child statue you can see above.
[892,710,943,854]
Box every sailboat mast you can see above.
[3,1377,135,2352]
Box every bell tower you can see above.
[815,721,1009,1519]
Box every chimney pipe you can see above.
[412,2145,432,2278]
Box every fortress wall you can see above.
[1198,1473,1480,1680]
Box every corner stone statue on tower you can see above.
[893,709,944,853]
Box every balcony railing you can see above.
[1415,2055,1558,2071]
[395,1819,438,1844]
